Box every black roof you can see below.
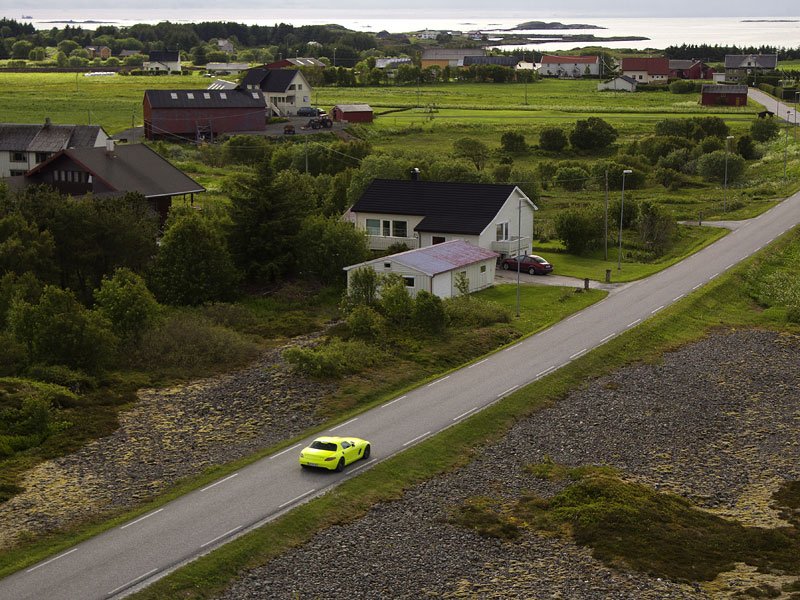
[463,55,519,66]
[144,89,266,109]
[351,179,521,235]
[0,122,105,152]
[148,51,179,62]
[239,68,299,92]
[701,84,748,95]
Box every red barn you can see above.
[700,84,748,106]
[143,89,267,141]
[669,59,715,80]
[331,104,374,123]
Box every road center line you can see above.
[724,263,735,271]
[497,384,519,398]
[651,305,664,314]
[200,473,238,492]
[403,431,432,446]
[270,444,301,460]
[329,417,358,432]
[600,333,615,343]
[467,358,489,369]
[199,525,243,549]
[536,366,555,378]
[107,568,158,596]
[278,489,317,509]
[692,283,703,290]
[26,548,78,573]
[348,459,376,475]
[673,294,685,301]
[569,349,587,359]
[709,272,719,280]
[627,319,641,328]
[120,509,163,530]
[427,376,450,387]
[453,406,479,421]
[382,395,406,408]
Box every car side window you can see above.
[341,441,350,449]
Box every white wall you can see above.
[418,232,480,247]
[478,191,534,255]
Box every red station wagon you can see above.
[500,254,553,275]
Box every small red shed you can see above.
[331,104,374,123]
[700,84,748,107]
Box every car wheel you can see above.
[529,267,537,275]
[502,263,510,270]
[363,444,371,460]
[335,458,345,472]
[301,464,310,470]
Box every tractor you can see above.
[305,115,333,130]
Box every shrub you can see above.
[697,150,746,183]
[282,338,383,378]
[380,274,414,324]
[196,302,259,332]
[787,305,800,324]
[444,297,511,327]
[343,267,379,312]
[657,148,693,171]
[653,167,688,190]
[0,332,27,376]
[346,305,384,340]
[637,135,694,164]
[750,117,780,142]
[413,290,448,334]
[569,117,618,152]
[591,161,646,190]
[538,127,568,152]
[555,207,603,255]
[500,131,527,153]
[492,164,513,182]
[24,364,96,395]
[668,80,697,94]
[697,136,724,155]
[554,166,590,191]
[453,137,489,170]
[94,268,159,341]
[637,201,678,256]
[737,135,761,160]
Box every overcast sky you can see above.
[5,0,800,19]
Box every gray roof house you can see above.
[346,178,537,257]
[597,75,638,92]
[239,68,313,116]
[344,239,499,299]
[0,119,109,177]
[724,54,778,82]
[144,51,182,73]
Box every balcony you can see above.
[367,235,418,251]
[491,236,530,255]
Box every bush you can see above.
[657,148,693,172]
[697,136,724,155]
[380,274,414,324]
[591,161,646,190]
[346,305,384,340]
[653,167,688,190]
[637,135,694,164]
[737,135,761,160]
[555,208,603,255]
[538,127,568,152]
[500,131,527,153]
[554,166,590,191]
[697,150,746,183]
[196,302,259,332]
[444,297,511,327]
[569,117,618,152]
[283,338,383,378]
[637,201,678,256]
[24,364,96,394]
[750,117,780,142]
[413,290,447,334]
[94,268,159,341]
[787,305,800,324]
[668,80,698,94]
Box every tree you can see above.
[28,46,46,61]
[750,117,780,142]
[0,213,56,280]
[8,285,117,372]
[94,268,159,341]
[344,267,379,309]
[697,150,746,184]
[554,207,603,255]
[554,166,590,191]
[569,117,618,152]
[413,290,447,334]
[11,40,33,59]
[538,127,568,152]
[500,131,527,154]
[380,274,413,325]
[737,135,760,160]
[56,40,80,55]
[453,137,489,171]
[637,201,677,256]
[150,212,240,306]
[296,215,369,284]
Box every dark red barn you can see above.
[143,89,267,141]
[331,104,374,123]
[700,84,748,106]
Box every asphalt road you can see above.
[2,190,800,600]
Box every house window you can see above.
[298,84,303,90]
[384,262,391,268]
[432,236,446,245]
[392,220,407,238]
[382,220,391,237]
[11,152,26,163]
[187,92,194,99]
[204,93,211,99]
[480,265,487,273]
[9,169,26,176]
[170,93,178,99]
[366,219,381,235]
[496,222,509,241]
[288,84,296,90]
[220,92,227,99]
[403,276,415,287]
[35,152,50,163]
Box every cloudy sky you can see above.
[5,0,800,18]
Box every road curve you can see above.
[2,189,800,600]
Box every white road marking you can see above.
[200,473,238,492]
[569,349,587,359]
[536,366,555,378]
[427,376,450,387]
[755,245,763,252]
[709,272,719,280]
[651,305,664,314]
[403,431,432,446]
[26,548,78,573]
[329,417,358,432]
[107,568,158,595]
[467,359,489,369]
[348,459,376,475]
[692,283,703,290]
[503,343,522,352]
[627,319,641,328]
[673,294,685,302]
[497,385,519,398]
[600,333,615,343]
[120,509,163,530]
[382,395,406,408]
[270,444,302,459]
[724,263,735,271]
[199,526,243,549]
[453,406,479,421]
[278,489,317,509]
[565,314,579,322]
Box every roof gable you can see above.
[724,54,778,69]
[347,239,498,276]
[621,57,671,75]
[239,68,303,92]
[0,123,104,152]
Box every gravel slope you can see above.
[216,329,800,600]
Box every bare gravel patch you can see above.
[216,328,800,600]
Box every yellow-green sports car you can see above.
[299,436,371,471]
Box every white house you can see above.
[346,177,537,257]
[143,51,181,73]
[344,239,498,299]
[597,75,638,92]
[0,119,109,177]
[620,57,670,85]
[239,68,312,116]
[539,55,600,78]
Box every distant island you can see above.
[741,19,798,22]
[509,21,605,30]
[40,19,118,24]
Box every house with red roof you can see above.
[539,55,600,78]
[621,57,671,85]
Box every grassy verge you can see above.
[125,231,798,600]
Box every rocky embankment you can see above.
[215,329,800,599]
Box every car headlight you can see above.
[299,453,304,458]
[324,456,336,461]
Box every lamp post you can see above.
[618,169,633,270]
[516,196,521,317]
[785,109,790,181]
[333,47,336,67]
[795,91,799,142]
[723,135,734,213]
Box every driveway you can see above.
[748,87,799,124]
[494,268,624,292]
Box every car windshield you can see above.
[309,441,337,451]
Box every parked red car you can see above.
[500,254,553,275]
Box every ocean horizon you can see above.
[5,13,800,51]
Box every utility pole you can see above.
[304,135,309,174]
[604,169,609,261]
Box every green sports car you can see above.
[299,436,371,471]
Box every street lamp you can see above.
[618,169,633,270]
[785,109,790,181]
[795,91,799,142]
[333,47,336,67]
[723,135,734,213]
[516,196,521,317]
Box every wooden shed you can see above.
[331,104,374,123]
[700,84,748,107]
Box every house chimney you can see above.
[105,139,115,154]
[410,167,420,181]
